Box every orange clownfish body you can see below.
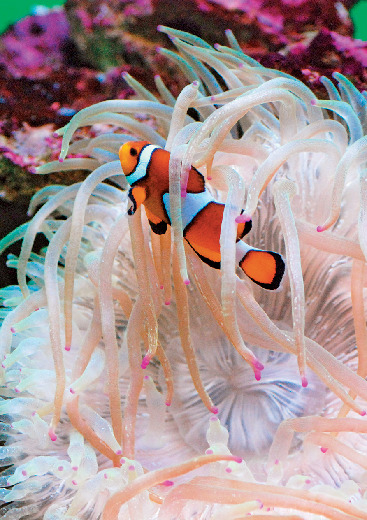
[119,141,285,290]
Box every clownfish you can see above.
[119,141,285,290]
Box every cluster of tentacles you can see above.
[1,26,367,519]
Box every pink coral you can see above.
[0,8,69,79]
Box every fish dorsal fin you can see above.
[187,166,205,193]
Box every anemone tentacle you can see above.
[2,27,367,520]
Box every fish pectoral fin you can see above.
[149,220,168,235]
[127,186,147,215]
[144,207,167,235]
[185,239,221,269]
[239,249,285,290]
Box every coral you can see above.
[65,0,357,70]
[2,26,367,519]
[0,8,69,79]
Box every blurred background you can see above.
[0,1,65,34]
[1,0,367,38]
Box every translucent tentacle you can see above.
[154,75,176,106]
[129,208,158,369]
[311,99,363,144]
[63,161,122,349]
[165,82,199,152]
[317,135,367,232]
[102,454,241,519]
[55,100,174,160]
[172,247,217,413]
[273,179,306,385]
[243,139,341,223]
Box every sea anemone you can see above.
[1,26,367,519]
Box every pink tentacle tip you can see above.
[161,480,174,487]
[1,364,5,369]
[301,376,308,388]
[116,449,122,455]
[316,225,325,232]
[128,465,135,471]
[310,98,317,106]
[225,467,232,473]
[211,406,219,415]
[104,473,108,479]
[144,375,150,380]
[184,278,190,285]
[72,466,78,471]
[254,369,262,381]
[22,470,27,476]
[58,466,63,472]
[10,327,15,333]
[48,428,57,442]
[58,157,64,163]
[65,344,71,351]
[253,360,264,371]
[192,80,199,87]
[52,131,59,138]
[164,300,171,305]
[257,500,264,509]
[360,410,366,416]
[72,480,78,486]
[14,388,20,393]
[69,387,75,394]
[165,400,171,406]
[207,176,212,180]
[235,214,251,224]
[274,459,279,465]
[320,447,328,453]
[233,456,242,464]
[181,189,187,198]
[141,355,151,369]
[206,449,213,454]
[160,285,164,290]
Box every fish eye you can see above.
[130,147,137,157]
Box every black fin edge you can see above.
[240,250,285,290]
[149,219,168,235]
[185,239,221,269]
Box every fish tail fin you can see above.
[239,249,285,290]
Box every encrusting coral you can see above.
[1,26,367,519]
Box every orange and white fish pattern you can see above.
[119,141,285,290]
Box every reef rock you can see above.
[64,0,358,69]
